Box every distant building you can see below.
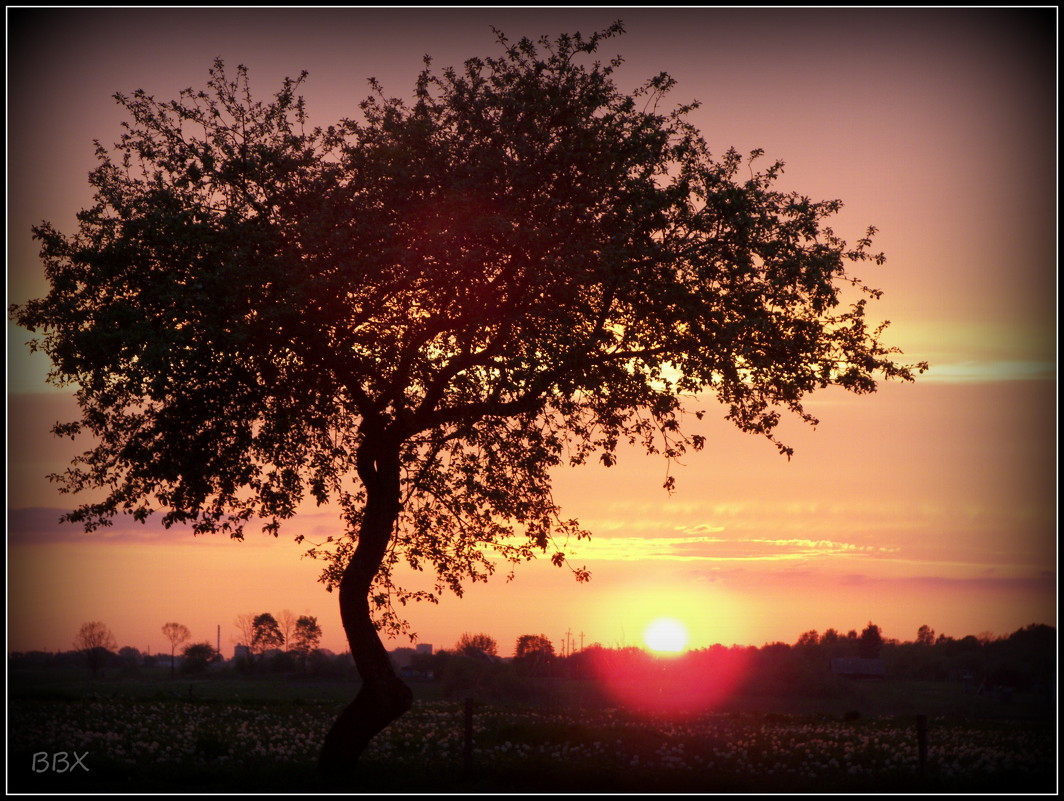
[830,657,886,678]
[233,644,251,661]
[388,645,436,680]
[389,647,416,669]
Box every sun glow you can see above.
[643,617,689,653]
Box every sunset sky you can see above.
[6,8,1056,659]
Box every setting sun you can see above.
[643,617,689,653]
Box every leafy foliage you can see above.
[292,615,323,662]
[250,613,285,655]
[514,634,555,662]
[858,621,884,659]
[11,24,925,641]
[456,632,499,658]
[514,634,556,677]
[181,641,221,674]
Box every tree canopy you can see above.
[456,632,499,658]
[251,613,285,655]
[11,23,925,771]
[14,25,922,633]
[292,615,324,660]
[162,622,192,676]
[514,634,556,668]
[73,621,117,677]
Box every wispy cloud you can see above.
[6,506,340,547]
[837,571,1057,593]
[562,533,896,563]
[920,360,1055,383]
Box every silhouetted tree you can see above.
[916,624,936,646]
[181,642,220,674]
[514,633,555,668]
[161,622,191,677]
[10,22,925,777]
[251,613,285,657]
[858,622,883,659]
[276,608,302,651]
[118,645,142,673]
[456,632,498,659]
[513,634,555,678]
[277,609,298,652]
[74,621,117,677]
[292,615,323,671]
[232,613,258,672]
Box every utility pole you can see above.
[579,632,585,652]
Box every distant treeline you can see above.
[412,623,1057,707]
[8,643,349,678]
[10,623,1055,702]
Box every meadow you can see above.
[8,669,1056,793]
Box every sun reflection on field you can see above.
[587,644,751,717]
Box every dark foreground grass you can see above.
[8,672,1057,794]
[10,703,1055,793]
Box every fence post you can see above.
[916,714,928,772]
[463,697,475,775]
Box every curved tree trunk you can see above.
[318,436,413,779]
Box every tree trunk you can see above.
[318,435,413,779]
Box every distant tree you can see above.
[977,630,1001,646]
[1004,623,1056,689]
[292,615,324,670]
[181,642,220,674]
[795,630,820,648]
[514,634,556,675]
[234,613,256,650]
[858,622,883,659]
[916,624,935,646]
[161,622,192,677]
[277,609,298,652]
[118,645,142,671]
[251,613,285,657]
[11,23,925,773]
[456,633,498,659]
[514,633,555,660]
[74,621,117,677]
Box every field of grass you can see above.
[8,669,1057,793]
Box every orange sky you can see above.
[6,8,1056,658]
